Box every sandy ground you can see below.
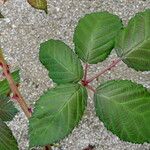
[0,0,150,150]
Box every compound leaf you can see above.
[0,70,20,96]
[0,96,18,121]
[27,0,48,13]
[29,83,87,147]
[0,119,18,150]
[74,12,123,64]
[39,40,83,84]
[115,9,150,71]
[94,80,150,143]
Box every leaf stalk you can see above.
[86,58,121,83]
[86,84,96,93]
[83,63,89,81]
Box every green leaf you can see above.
[39,40,83,84]
[94,80,150,143]
[0,96,18,121]
[27,0,48,13]
[73,12,123,64]
[0,70,20,96]
[29,83,87,147]
[0,119,19,150]
[115,9,150,71]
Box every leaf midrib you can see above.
[35,86,82,142]
[86,19,118,61]
[97,93,149,138]
[98,93,149,117]
[122,37,150,59]
[45,55,77,78]
[34,86,81,132]
[122,14,150,59]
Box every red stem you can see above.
[86,84,96,93]
[1,49,52,150]
[83,63,89,81]
[86,58,121,83]
[0,60,31,118]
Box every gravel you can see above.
[0,0,150,150]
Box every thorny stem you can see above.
[0,51,52,150]
[86,58,121,84]
[0,60,31,118]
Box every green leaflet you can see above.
[0,70,20,96]
[74,12,123,64]
[27,0,48,13]
[0,119,19,150]
[115,9,150,71]
[94,80,150,143]
[29,84,87,147]
[0,96,18,121]
[39,40,83,84]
